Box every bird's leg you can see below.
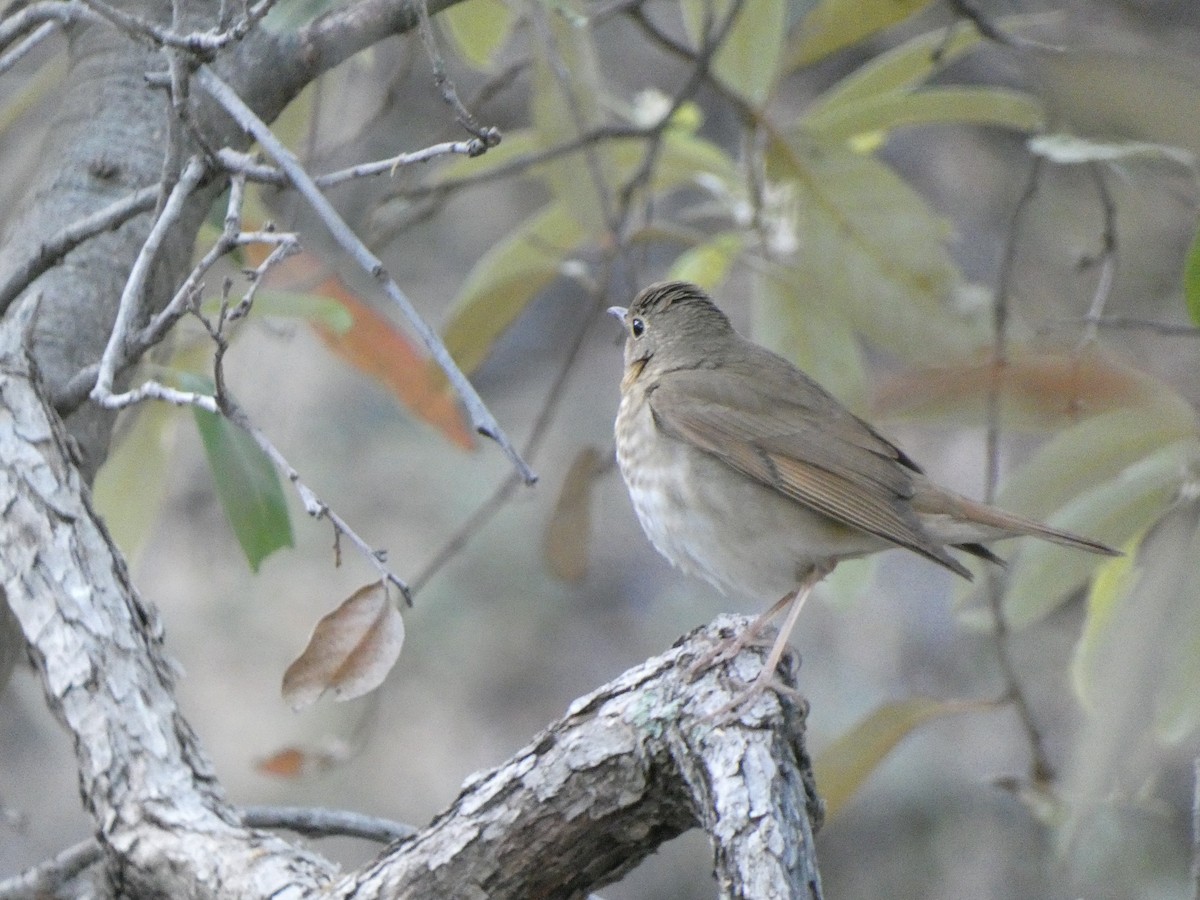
[686,590,796,681]
[706,560,835,719]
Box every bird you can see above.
[609,280,1118,708]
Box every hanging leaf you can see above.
[530,14,611,230]
[1182,218,1200,328]
[310,287,476,450]
[874,350,1187,432]
[282,581,405,710]
[667,232,744,290]
[543,447,605,582]
[805,86,1045,147]
[752,269,869,414]
[786,0,934,70]
[439,203,586,378]
[441,0,515,71]
[765,131,981,363]
[93,402,179,563]
[247,248,476,450]
[177,373,294,572]
[681,0,785,109]
[1072,495,1200,749]
[999,438,1197,628]
[814,697,992,819]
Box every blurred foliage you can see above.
[66,0,1200,894]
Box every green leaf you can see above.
[1072,496,1200,747]
[995,404,1197,523]
[1186,220,1200,327]
[805,87,1045,147]
[530,14,611,231]
[1000,438,1197,628]
[681,0,785,108]
[814,697,991,819]
[93,402,179,564]
[807,23,983,115]
[179,373,294,572]
[765,131,982,363]
[752,269,869,414]
[667,232,744,290]
[441,0,515,71]
[442,204,587,375]
[787,0,934,70]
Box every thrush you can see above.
[610,280,1118,707]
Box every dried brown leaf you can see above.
[543,447,604,582]
[282,581,404,710]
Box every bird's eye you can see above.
[631,317,645,338]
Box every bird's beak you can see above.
[607,306,628,323]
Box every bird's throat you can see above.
[621,357,649,392]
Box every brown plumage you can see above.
[610,281,1117,705]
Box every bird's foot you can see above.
[707,666,803,722]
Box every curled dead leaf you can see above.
[282,581,404,711]
[543,447,606,582]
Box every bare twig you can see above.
[0,19,56,75]
[1081,316,1200,337]
[241,805,417,843]
[414,0,500,148]
[196,65,536,484]
[0,1,92,54]
[91,156,209,401]
[1077,162,1118,348]
[214,137,493,190]
[0,838,102,899]
[78,0,279,55]
[983,156,1057,784]
[1193,756,1200,900]
[0,185,159,313]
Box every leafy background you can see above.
[4,0,1200,897]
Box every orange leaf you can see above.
[252,247,475,449]
[282,581,405,710]
[873,349,1170,430]
[255,743,351,779]
[309,281,476,450]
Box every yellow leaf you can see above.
[815,697,992,819]
[441,0,515,71]
[667,232,743,290]
[787,0,934,69]
[805,86,1045,145]
[93,402,179,564]
[440,204,586,377]
[681,0,785,108]
[282,582,405,710]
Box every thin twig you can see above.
[78,0,278,55]
[0,838,101,899]
[0,1,92,54]
[1076,161,1118,348]
[1081,316,1200,337]
[91,156,208,401]
[414,0,500,147]
[0,185,159,313]
[241,805,417,843]
[983,156,1056,784]
[196,65,536,484]
[214,137,492,189]
[1192,756,1200,900]
[0,19,55,75]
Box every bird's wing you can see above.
[648,367,970,577]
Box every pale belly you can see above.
[614,392,884,601]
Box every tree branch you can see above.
[334,616,824,899]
